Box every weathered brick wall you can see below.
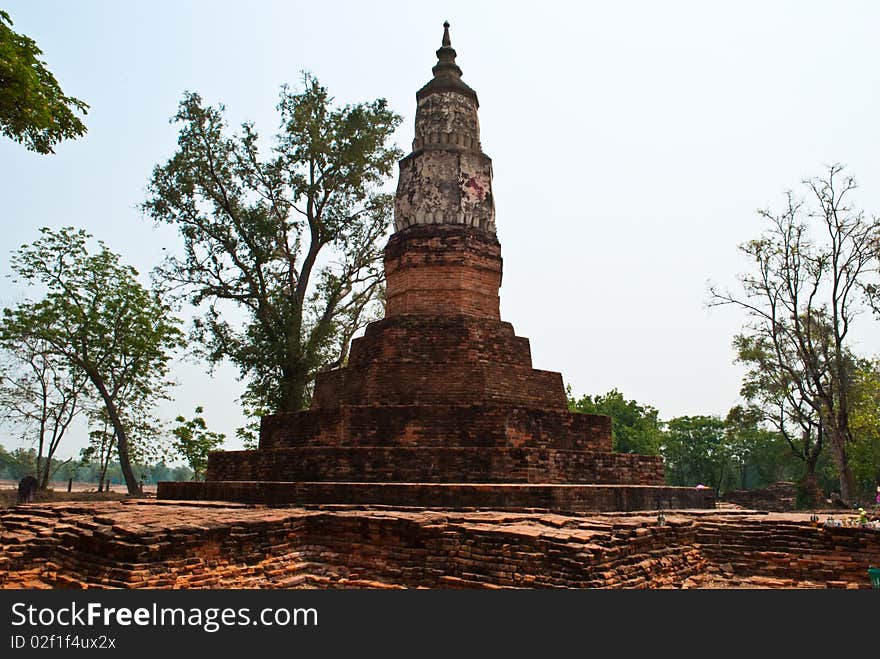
[258,405,612,452]
[160,482,706,512]
[721,482,797,512]
[394,150,495,234]
[384,225,501,318]
[695,517,880,586]
[413,91,480,151]
[311,363,566,408]
[207,447,664,485]
[347,316,532,367]
[3,503,878,589]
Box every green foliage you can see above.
[171,406,226,480]
[661,415,731,492]
[724,405,797,489]
[0,11,88,153]
[0,443,37,480]
[0,443,194,485]
[847,360,880,502]
[0,227,183,494]
[0,334,87,488]
[143,73,403,415]
[235,416,262,451]
[567,387,662,455]
[711,165,880,504]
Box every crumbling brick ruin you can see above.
[158,23,713,513]
[3,25,878,591]
[2,502,878,589]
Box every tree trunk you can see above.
[87,372,142,496]
[98,459,109,492]
[38,456,51,491]
[279,365,310,413]
[800,470,821,508]
[828,432,855,505]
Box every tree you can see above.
[662,415,731,493]
[171,406,226,481]
[710,164,880,504]
[0,11,88,153]
[724,405,784,490]
[142,74,402,414]
[0,443,36,480]
[80,410,119,493]
[0,227,183,494]
[567,387,663,455]
[847,359,880,501]
[733,324,830,504]
[0,334,87,489]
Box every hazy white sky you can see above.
[2,1,879,457]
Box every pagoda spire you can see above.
[432,21,462,80]
[394,21,494,233]
[416,21,478,104]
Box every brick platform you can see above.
[2,501,877,589]
[158,482,709,510]
[202,447,664,484]
[259,404,612,452]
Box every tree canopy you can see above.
[143,74,402,415]
[0,10,88,153]
[0,227,183,494]
[0,334,87,488]
[710,164,880,504]
[662,415,730,492]
[171,406,226,481]
[568,387,663,455]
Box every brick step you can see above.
[259,404,612,453]
[207,446,664,485]
[314,360,568,409]
[346,315,532,367]
[157,481,715,513]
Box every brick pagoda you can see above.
[159,23,713,512]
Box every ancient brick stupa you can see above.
[159,23,713,512]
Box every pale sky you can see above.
[2,1,880,457]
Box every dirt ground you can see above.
[0,479,158,508]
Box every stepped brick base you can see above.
[312,363,566,408]
[182,224,680,511]
[2,502,877,589]
[205,447,664,484]
[259,405,612,452]
[157,481,711,511]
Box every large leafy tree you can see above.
[0,11,88,153]
[0,228,183,494]
[568,387,663,455]
[732,319,835,504]
[143,74,402,414]
[710,164,880,504]
[0,334,88,489]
